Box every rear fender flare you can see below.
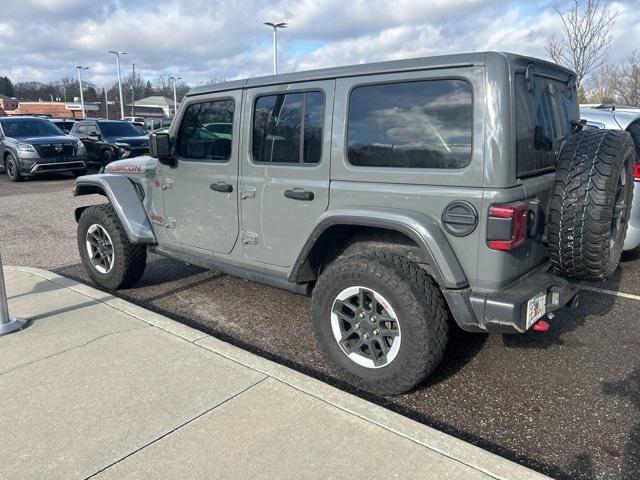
[74,174,156,244]
[289,208,468,289]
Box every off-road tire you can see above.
[77,204,147,289]
[312,251,449,395]
[548,129,635,280]
[5,154,22,182]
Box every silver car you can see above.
[580,105,640,250]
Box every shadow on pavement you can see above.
[602,369,640,480]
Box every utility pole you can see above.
[170,76,181,116]
[263,22,287,74]
[108,50,127,119]
[75,66,89,118]
[131,63,135,117]
[104,87,109,119]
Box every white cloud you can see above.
[0,0,637,87]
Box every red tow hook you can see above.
[532,319,550,332]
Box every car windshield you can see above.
[1,118,64,138]
[99,121,141,137]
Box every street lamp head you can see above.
[108,51,128,55]
[264,21,287,28]
[75,66,89,70]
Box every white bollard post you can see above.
[0,251,25,335]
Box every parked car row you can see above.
[0,115,171,181]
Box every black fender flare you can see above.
[289,208,468,289]
[73,174,156,244]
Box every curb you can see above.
[5,265,549,480]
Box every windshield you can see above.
[99,121,142,137]
[515,72,578,177]
[54,122,75,133]
[0,118,64,138]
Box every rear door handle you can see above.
[210,182,233,193]
[284,189,314,201]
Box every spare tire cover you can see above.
[547,129,635,280]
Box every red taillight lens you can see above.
[487,202,528,251]
[634,162,640,181]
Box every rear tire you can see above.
[548,129,635,280]
[78,204,147,289]
[312,252,449,395]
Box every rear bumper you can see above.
[443,263,579,333]
[623,181,640,251]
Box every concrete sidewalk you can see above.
[0,266,549,480]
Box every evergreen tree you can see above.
[0,76,15,97]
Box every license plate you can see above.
[526,291,547,329]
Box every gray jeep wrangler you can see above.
[73,52,636,395]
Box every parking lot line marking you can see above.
[579,285,640,301]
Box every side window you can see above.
[347,79,473,169]
[153,120,161,130]
[252,91,324,164]
[177,99,234,161]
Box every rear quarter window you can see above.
[514,73,578,177]
[627,120,640,160]
[346,79,473,169]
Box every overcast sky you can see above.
[0,0,637,87]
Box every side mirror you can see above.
[149,132,175,166]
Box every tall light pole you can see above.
[263,22,287,74]
[108,50,127,119]
[75,66,89,119]
[170,76,181,116]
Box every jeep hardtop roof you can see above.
[187,51,575,97]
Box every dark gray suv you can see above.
[0,117,87,181]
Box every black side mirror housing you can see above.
[149,132,175,166]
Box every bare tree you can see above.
[613,50,640,105]
[586,63,618,103]
[546,0,616,88]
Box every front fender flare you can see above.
[289,208,468,289]
[74,174,156,244]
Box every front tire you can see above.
[101,149,115,165]
[77,204,147,289]
[5,154,22,182]
[312,252,449,395]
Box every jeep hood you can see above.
[104,156,158,175]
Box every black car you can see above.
[70,119,150,165]
[0,116,87,182]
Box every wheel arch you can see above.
[74,174,156,244]
[289,209,468,289]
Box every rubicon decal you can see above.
[105,164,145,174]
[150,214,165,226]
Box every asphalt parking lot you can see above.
[1,171,638,480]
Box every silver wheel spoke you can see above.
[331,286,402,369]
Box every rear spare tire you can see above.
[548,129,635,280]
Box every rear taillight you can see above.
[487,202,528,251]
[634,162,640,181]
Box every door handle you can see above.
[284,189,314,201]
[210,182,233,193]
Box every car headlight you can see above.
[17,143,37,153]
[76,140,87,155]
[114,142,131,149]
